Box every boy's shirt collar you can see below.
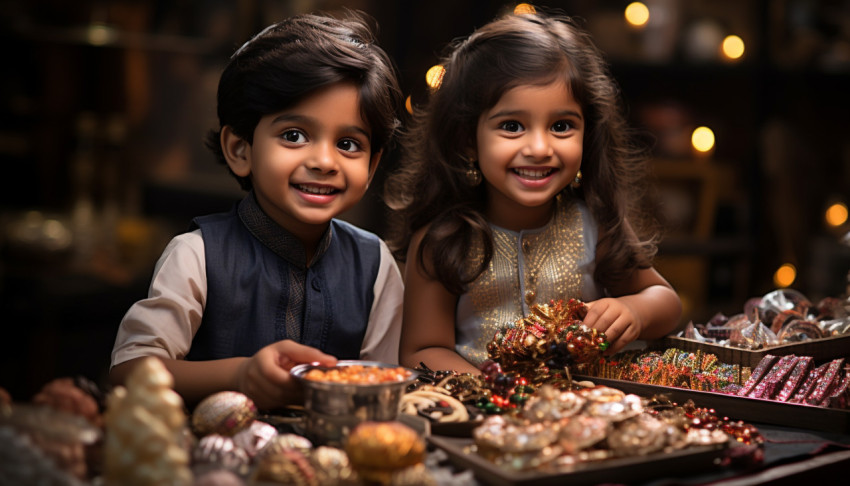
[237,191,333,268]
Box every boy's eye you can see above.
[499,120,523,133]
[552,120,572,132]
[337,139,362,153]
[281,129,307,143]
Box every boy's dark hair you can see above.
[385,11,660,294]
[206,11,402,191]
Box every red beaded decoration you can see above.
[487,299,609,385]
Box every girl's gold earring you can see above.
[570,169,582,189]
[466,164,482,186]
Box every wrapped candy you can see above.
[192,391,257,438]
[758,289,812,323]
[683,288,850,350]
[308,445,358,485]
[251,446,317,486]
[231,420,278,459]
[0,425,91,486]
[344,421,426,484]
[192,434,250,475]
[729,321,778,350]
[1,404,101,480]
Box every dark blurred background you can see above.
[1,0,849,400]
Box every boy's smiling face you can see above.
[225,82,380,241]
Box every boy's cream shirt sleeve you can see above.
[110,230,206,368]
[359,239,404,364]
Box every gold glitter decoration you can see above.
[458,197,587,365]
[252,447,318,486]
[103,357,192,486]
[390,463,438,486]
[309,446,358,485]
[256,433,313,462]
[345,421,425,484]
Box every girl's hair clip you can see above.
[346,37,366,49]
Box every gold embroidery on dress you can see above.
[459,198,587,365]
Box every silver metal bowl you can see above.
[290,360,418,446]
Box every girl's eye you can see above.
[499,120,523,133]
[337,139,362,153]
[281,129,307,144]
[552,120,572,132]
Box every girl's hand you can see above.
[235,340,337,410]
[582,298,643,355]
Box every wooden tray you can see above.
[429,435,729,486]
[429,419,483,437]
[575,376,850,434]
[649,333,850,368]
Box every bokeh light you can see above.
[721,35,745,60]
[405,95,413,115]
[691,126,715,153]
[773,263,796,288]
[425,65,445,90]
[826,202,849,227]
[87,23,115,46]
[514,3,536,15]
[625,2,650,28]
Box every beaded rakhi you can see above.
[487,298,609,380]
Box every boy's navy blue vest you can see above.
[185,202,380,361]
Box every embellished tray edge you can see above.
[428,435,728,486]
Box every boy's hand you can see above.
[236,340,337,410]
[582,298,642,355]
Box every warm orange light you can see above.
[826,202,849,227]
[625,2,650,28]
[514,3,536,15]
[425,65,445,90]
[773,263,797,288]
[691,126,715,153]
[721,35,745,60]
[405,95,413,115]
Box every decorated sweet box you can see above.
[655,288,850,368]
[650,333,850,369]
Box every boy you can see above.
[110,13,404,410]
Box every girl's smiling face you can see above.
[230,82,380,240]
[475,79,584,230]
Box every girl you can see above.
[385,11,682,374]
